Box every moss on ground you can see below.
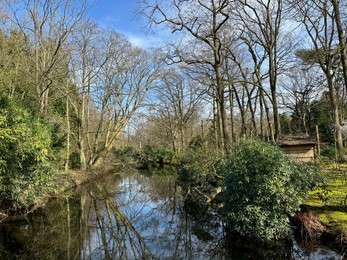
[304,162,347,234]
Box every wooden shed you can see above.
[277,139,317,163]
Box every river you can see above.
[0,169,342,259]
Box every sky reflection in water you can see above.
[0,170,342,259]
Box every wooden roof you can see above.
[277,139,317,147]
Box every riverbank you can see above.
[0,169,103,224]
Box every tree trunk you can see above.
[262,91,274,143]
[228,85,234,146]
[331,0,347,93]
[269,49,281,139]
[246,86,258,138]
[79,93,87,170]
[327,74,344,158]
[213,96,221,150]
[260,89,265,140]
[65,90,70,171]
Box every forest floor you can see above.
[304,161,347,236]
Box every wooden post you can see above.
[316,125,320,156]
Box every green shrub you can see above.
[188,135,204,149]
[153,147,175,165]
[222,140,321,241]
[117,145,177,168]
[118,146,140,158]
[320,145,337,160]
[0,95,57,208]
[179,147,224,189]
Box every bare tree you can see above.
[233,0,293,139]
[6,0,87,115]
[140,0,232,154]
[331,0,347,92]
[69,19,101,170]
[85,31,163,167]
[293,0,344,156]
[150,68,203,152]
[279,67,324,135]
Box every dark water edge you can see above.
[0,169,343,259]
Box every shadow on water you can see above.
[0,169,343,259]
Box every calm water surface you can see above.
[0,169,342,259]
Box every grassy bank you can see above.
[305,161,347,235]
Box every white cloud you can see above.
[127,33,167,49]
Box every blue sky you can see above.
[87,0,170,48]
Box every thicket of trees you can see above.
[0,0,164,208]
[0,1,164,171]
[137,0,347,156]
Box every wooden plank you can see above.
[285,152,313,157]
[283,150,314,156]
[296,157,312,163]
[281,145,314,151]
[285,154,314,162]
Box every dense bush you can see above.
[222,140,321,241]
[116,145,177,168]
[179,147,223,190]
[320,145,337,160]
[117,146,140,159]
[152,147,176,165]
[0,96,57,209]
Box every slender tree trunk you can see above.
[246,86,258,138]
[228,85,234,146]
[86,82,92,166]
[269,50,281,139]
[65,87,70,171]
[79,91,87,170]
[327,74,344,157]
[331,0,347,92]
[233,85,246,141]
[213,97,219,150]
[171,129,177,152]
[33,0,41,113]
[260,89,265,140]
[216,67,231,155]
[180,126,185,152]
[262,91,274,142]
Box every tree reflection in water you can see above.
[79,171,225,259]
[0,169,342,259]
[80,182,152,259]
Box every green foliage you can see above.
[116,145,177,168]
[179,146,223,189]
[0,30,37,111]
[0,95,57,208]
[320,145,337,160]
[309,93,333,143]
[188,135,204,149]
[222,140,321,241]
[152,147,175,165]
[279,113,292,135]
[118,146,140,159]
